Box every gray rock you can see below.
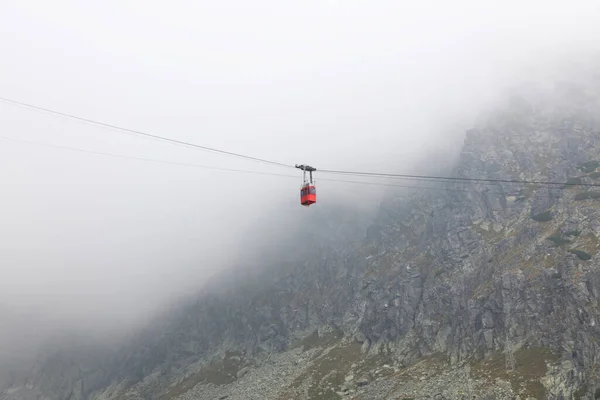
[236,367,249,379]
[356,376,370,387]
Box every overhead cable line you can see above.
[0,135,298,179]
[318,169,600,188]
[322,172,576,191]
[319,177,562,198]
[0,135,566,200]
[1,96,596,189]
[0,96,293,169]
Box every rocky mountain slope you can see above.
[4,67,600,400]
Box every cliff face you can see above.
[353,80,600,397]
[4,70,600,400]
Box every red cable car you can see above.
[295,164,317,207]
[300,184,316,206]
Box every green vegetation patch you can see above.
[565,230,581,237]
[590,172,600,179]
[578,160,600,173]
[162,351,243,399]
[531,211,553,222]
[564,177,584,187]
[282,341,404,400]
[292,327,344,352]
[574,191,600,201]
[574,385,589,400]
[285,342,363,400]
[471,348,558,399]
[547,232,572,246]
[569,249,592,261]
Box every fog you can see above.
[0,0,599,364]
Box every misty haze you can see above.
[2,1,600,399]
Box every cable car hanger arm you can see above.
[295,164,317,172]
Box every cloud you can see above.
[0,0,599,364]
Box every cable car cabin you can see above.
[300,184,316,206]
[295,164,317,207]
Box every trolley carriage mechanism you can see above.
[295,164,317,207]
